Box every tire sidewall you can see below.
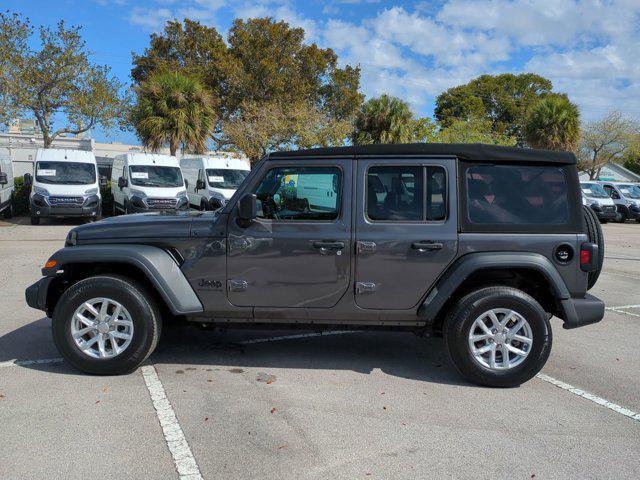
[446,288,552,387]
[52,276,158,375]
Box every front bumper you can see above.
[561,294,605,329]
[590,205,617,221]
[30,194,101,218]
[25,276,53,312]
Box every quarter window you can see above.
[254,166,341,221]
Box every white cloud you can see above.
[128,7,174,31]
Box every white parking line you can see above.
[238,330,357,345]
[536,373,640,422]
[141,365,203,480]
[0,357,63,368]
[606,305,640,318]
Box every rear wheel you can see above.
[445,286,552,388]
[582,205,604,290]
[52,275,162,375]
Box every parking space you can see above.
[1,219,639,479]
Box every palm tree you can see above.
[352,94,424,145]
[524,95,580,151]
[131,71,216,156]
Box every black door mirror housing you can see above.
[23,173,33,187]
[117,176,127,189]
[0,171,7,185]
[237,193,257,224]
[196,179,206,191]
[99,175,108,187]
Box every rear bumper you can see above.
[25,277,53,312]
[560,294,605,329]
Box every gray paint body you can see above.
[29,151,600,329]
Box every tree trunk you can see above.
[170,140,178,157]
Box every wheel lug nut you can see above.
[491,329,497,334]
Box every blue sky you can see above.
[5,0,640,144]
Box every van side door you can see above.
[354,158,458,309]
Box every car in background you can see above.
[25,149,105,225]
[599,181,640,223]
[180,156,250,211]
[580,181,618,223]
[0,154,14,218]
[111,153,188,214]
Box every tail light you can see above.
[580,243,598,272]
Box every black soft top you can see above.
[268,143,576,165]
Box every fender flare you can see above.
[417,252,570,321]
[43,244,204,315]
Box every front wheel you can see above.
[52,275,162,375]
[444,286,552,387]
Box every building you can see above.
[579,162,640,183]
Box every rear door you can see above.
[354,158,458,309]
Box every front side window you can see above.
[129,166,183,187]
[466,165,569,225]
[581,183,609,198]
[206,169,249,189]
[255,166,341,221]
[35,161,96,185]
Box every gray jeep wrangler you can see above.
[26,144,605,387]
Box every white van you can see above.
[0,154,14,218]
[111,153,188,214]
[180,156,250,210]
[25,149,104,225]
[580,181,618,223]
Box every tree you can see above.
[131,18,363,158]
[131,71,216,156]
[578,111,638,180]
[524,94,580,151]
[352,94,436,145]
[0,13,128,147]
[621,134,640,175]
[435,117,517,146]
[434,73,554,143]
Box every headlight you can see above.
[130,189,147,198]
[176,190,187,198]
[33,186,49,196]
[85,187,98,195]
[590,201,601,208]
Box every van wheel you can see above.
[125,200,132,215]
[2,201,12,219]
[200,199,208,211]
[30,215,40,225]
[582,205,604,290]
[52,275,162,375]
[444,286,552,388]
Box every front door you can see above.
[226,160,352,308]
[354,158,458,309]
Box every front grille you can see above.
[146,198,177,210]
[602,205,616,213]
[49,196,84,207]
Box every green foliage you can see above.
[435,117,517,146]
[0,12,129,147]
[131,18,363,159]
[131,71,217,156]
[434,73,554,143]
[524,94,581,151]
[352,95,436,145]
[11,176,30,216]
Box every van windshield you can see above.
[129,166,183,188]
[581,183,609,198]
[618,184,640,199]
[206,169,249,189]
[35,161,96,185]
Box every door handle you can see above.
[312,240,344,250]
[411,241,444,251]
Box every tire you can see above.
[200,199,208,211]
[615,208,627,223]
[52,275,162,375]
[582,205,604,290]
[444,286,552,388]
[124,200,131,215]
[30,215,40,225]
[2,200,13,219]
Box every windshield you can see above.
[581,183,609,198]
[129,166,183,188]
[35,161,96,185]
[618,184,640,199]
[206,169,249,189]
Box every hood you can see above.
[129,185,185,198]
[585,195,615,206]
[209,187,236,200]
[72,211,198,243]
[34,183,98,196]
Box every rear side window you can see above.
[466,165,569,225]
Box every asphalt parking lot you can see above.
[1,217,639,479]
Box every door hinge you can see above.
[355,282,377,294]
[357,241,376,254]
[228,280,248,292]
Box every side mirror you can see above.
[0,172,7,185]
[237,193,256,224]
[99,175,108,187]
[196,179,205,191]
[23,173,33,187]
[118,176,127,189]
